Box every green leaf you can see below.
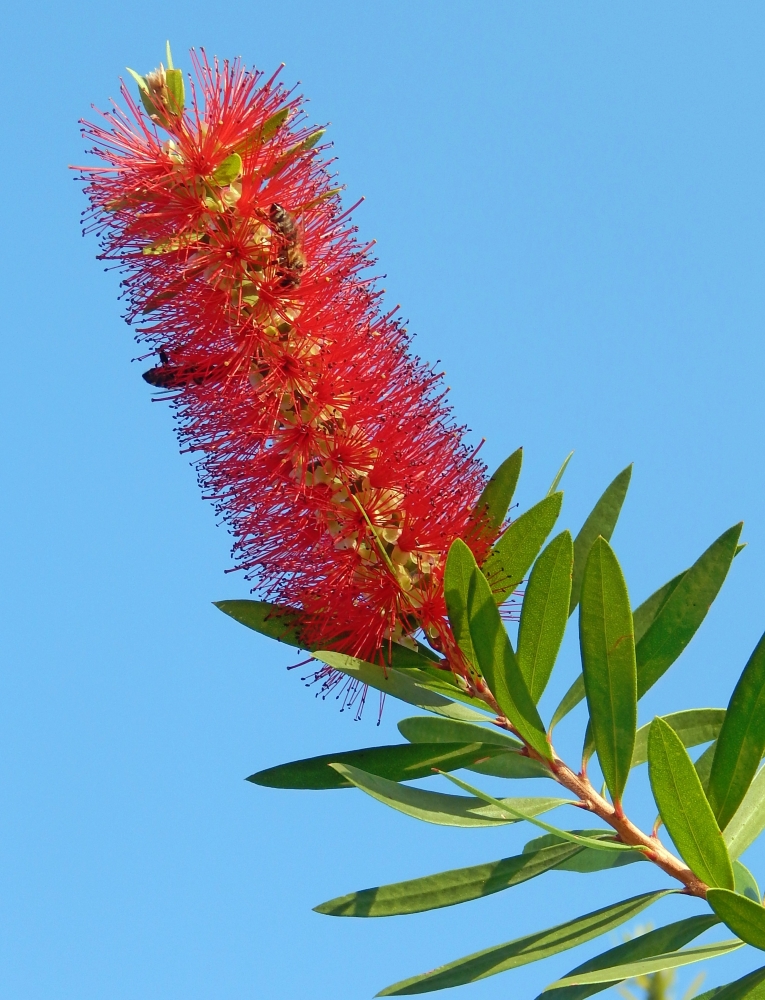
[231,107,291,155]
[579,537,637,803]
[482,493,564,604]
[648,717,734,889]
[548,938,742,988]
[214,599,308,647]
[517,530,574,702]
[302,129,325,150]
[569,465,632,615]
[632,709,726,767]
[439,771,638,853]
[375,890,674,996]
[165,40,174,69]
[734,860,761,902]
[725,766,765,860]
[444,538,480,672]
[264,130,325,178]
[633,571,687,643]
[126,67,149,93]
[695,742,717,791]
[331,763,568,828]
[548,451,574,495]
[397,716,520,748]
[314,651,490,722]
[314,840,583,917]
[165,67,184,114]
[523,830,645,873]
[472,447,523,534]
[694,965,765,1000]
[212,152,242,185]
[467,752,553,780]
[534,915,720,1000]
[636,523,743,698]
[549,674,586,733]
[247,742,512,790]
[461,544,552,758]
[396,717,550,778]
[707,888,765,950]
[389,664,493,713]
[708,629,765,830]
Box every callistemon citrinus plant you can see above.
[82,45,765,1000]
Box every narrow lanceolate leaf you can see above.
[315,651,489,722]
[632,709,726,767]
[215,598,308,646]
[397,716,551,778]
[569,465,632,615]
[533,915,719,1000]
[734,860,761,902]
[636,524,743,698]
[388,663,492,713]
[523,831,644,873]
[548,938,742,988]
[397,716,520,748]
[247,742,511,790]
[633,571,687,643]
[467,751,552,779]
[648,717,734,889]
[708,629,765,830]
[695,742,717,791]
[375,890,674,996]
[444,538,480,671]
[482,492,564,604]
[332,763,568,828]
[314,840,582,917]
[725,766,765,860]
[464,550,552,758]
[579,538,636,803]
[439,771,637,854]
[549,674,586,733]
[471,447,523,534]
[548,451,574,495]
[517,531,574,702]
[707,888,765,951]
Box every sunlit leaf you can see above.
[636,524,743,698]
[517,530,573,702]
[579,537,636,803]
[247,742,511,790]
[315,651,490,722]
[471,447,523,534]
[332,763,568,828]
[632,709,726,767]
[534,915,719,1000]
[569,466,632,615]
[548,451,574,495]
[734,860,761,902]
[725,766,765,860]
[375,890,674,996]
[314,840,582,918]
[694,965,765,1000]
[461,544,552,758]
[708,629,765,830]
[523,830,644,873]
[548,938,742,987]
[439,771,637,854]
[482,493,563,604]
[707,888,765,950]
[648,717,734,889]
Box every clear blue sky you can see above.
[2,3,765,998]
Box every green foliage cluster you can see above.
[218,452,765,998]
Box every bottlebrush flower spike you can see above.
[80,47,494,676]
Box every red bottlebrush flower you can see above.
[79,48,495,672]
